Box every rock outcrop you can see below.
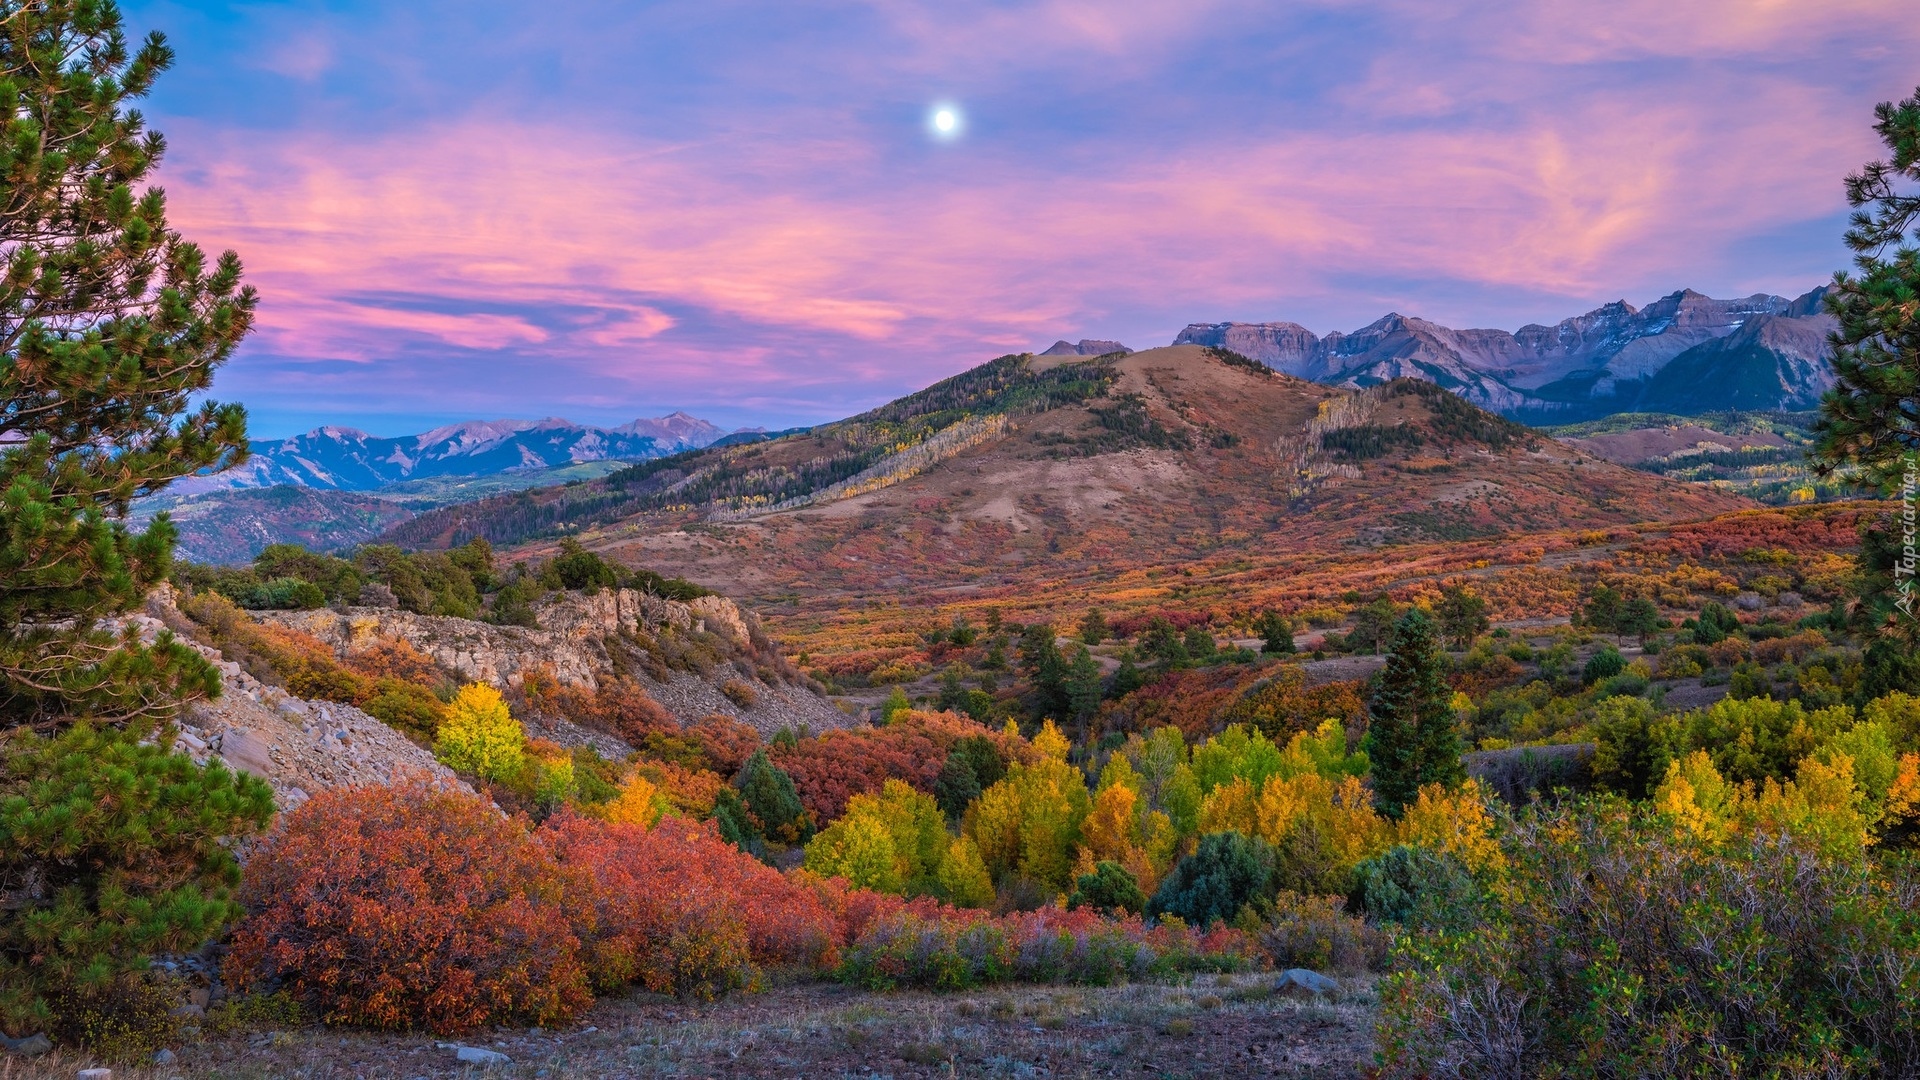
[256,588,849,739]
[136,592,466,808]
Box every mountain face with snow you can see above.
[175,412,731,494]
[1173,287,1835,420]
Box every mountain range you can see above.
[1171,286,1835,421]
[173,412,730,495]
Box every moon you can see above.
[930,106,960,137]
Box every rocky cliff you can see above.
[1173,286,1835,420]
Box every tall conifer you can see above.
[1365,609,1462,817]
[0,2,268,1043]
[1814,86,1920,676]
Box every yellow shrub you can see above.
[935,837,995,909]
[1397,780,1505,876]
[433,683,525,782]
[598,773,666,827]
[1654,749,1873,858]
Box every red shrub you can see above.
[224,782,589,1034]
[539,812,838,997]
[689,713,761,774]
[771,710,1015,823]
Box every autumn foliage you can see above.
[539,812,837,998]
[772,709,1023,823]
[224,782,589,1034]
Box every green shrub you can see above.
[1596,669,1650,699]
[1149,832,1275,929]
[1374,800,1920,1079]
[0,725,274,1046]
[1068,861,1147,916]
[1581,646,1626,686]
[1351,845,1481,932]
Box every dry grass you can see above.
[3,975,1376,1079]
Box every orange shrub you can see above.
[517,669,678,744]
[224,782,589,1034]
[632,759,725,817]
[1751,630,1830,666]
[344,638,444,689]
[1219,668,1367,741]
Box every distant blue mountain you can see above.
[173,412,731,494]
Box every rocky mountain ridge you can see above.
[1173,287,1835,420]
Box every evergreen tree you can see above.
[1065,646,1102,725]
[0,3,267,1045]
[1,2,257,729]
[1365,609,1462,817]
[1435,584,1489,650]
[1816,86,1920,499]
[1814,90,1920,656]
[1182,626,1218,663]
[1255,610,1296,654]
[1108,655,1147,698]
[1582,586,1623,640]
[1141,618,1189,668]
[1617,597,1662,647]
[735,749,811,845]
[1019,621,1070,719]
[1,724,273,1041]
[1078,608,1108,646]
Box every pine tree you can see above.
[0,3,266,1045]
[1065,646,1102,726]
[1814,86,1920,653]
[1255,610,1296,654]
[1078,608,1108,646]
[1582,586,1623,641]
[1435,584,1489,650]
[1019,621,1070,719]
[1,3,257,730]
[735,749,811,845]
[1365,609,1461,817]
[1,724,273,1041]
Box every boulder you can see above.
[0,1032,51,1056]
[1275,968,1339,997]
[216,728,277,778]
[688,595,749,642]
[455,1046,512,1067]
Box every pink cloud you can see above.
[153,0,1920,430]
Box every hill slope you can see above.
[387,347,1751,606]
[1174,287,1835,421]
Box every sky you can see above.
[125,0,1920,438]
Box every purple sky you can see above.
[128,0,1917,437]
